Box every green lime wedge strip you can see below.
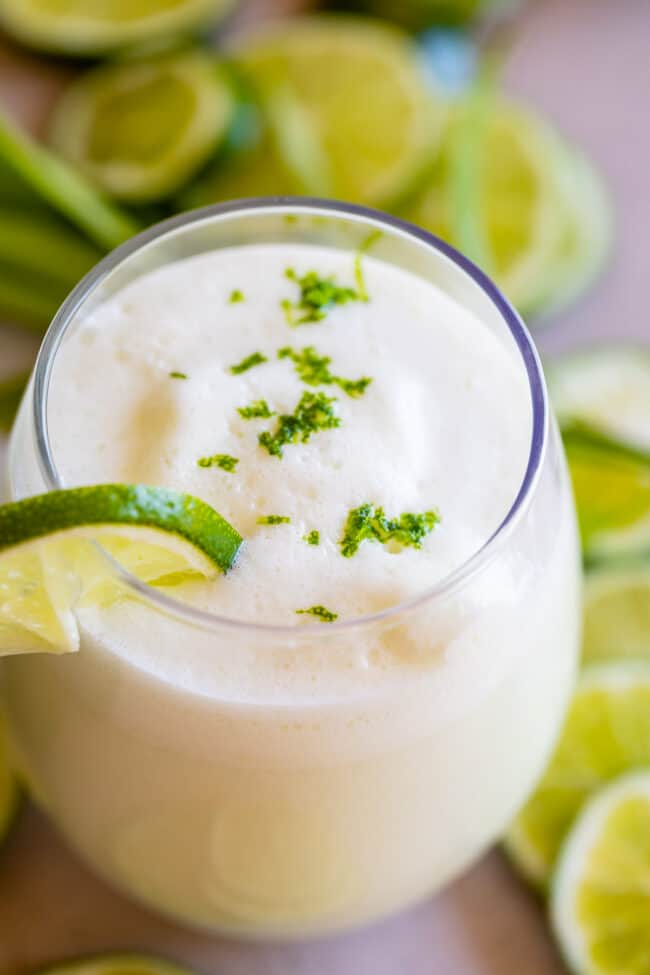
[0,112,139,251]
[505,662,650,888]
[0,0,236,57]
[548,344,650,453]
[551,770,650,975]
[0,711,19,851]
[562,421,650,566]
[49,51,237,204]
[0,371,29,432]
[0,485,242,574]
[36,956,200,975]
[583,564,650,664]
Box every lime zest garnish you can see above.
[257,515,290,525]
[197,453,239,473]
[296,605,338,622]
[169,370,187,380]
[229,289,245,303]
[229,351,268,375]
[278,345,372,398]
[303,530,320,546]
[0,485,242,574]
[340,503,440,558]
[237,399,275,420]
[258,391,341,458]
[281,267,364,325]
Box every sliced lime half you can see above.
[583,564,650,664]
[49,51,236,203]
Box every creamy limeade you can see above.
[4,241,580,936]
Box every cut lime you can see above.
[0,371,28,432]
[0,112,139,251]
[0,485,242,655]
[350,0,519,29]
[0,0,235,57]
[49,51,236,204]
[37,956,198,975]
[563,423,650,565]
[232,17,442,208]
[551,770,650,975]
[405,95,568,316]
[582,565,650,664]
[0,710,19,849]
[535,146,612,321]
[549,345,650,452]
[505,663,650,888]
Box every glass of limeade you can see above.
[3,200,580,938]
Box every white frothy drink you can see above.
[4,235,580,936]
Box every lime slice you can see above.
[36,956,198,975]
[582,565,650,664]
[548,345,650,452]
[405,96,567,316]
[232,17,442,208]
[505,662,650,888]
[0,485,242,656]
[551,770,650,975]
[0,112,139,251]
[0,371,28,432]
[563,423,650,565]
[535,146,612,321]
[0,0,235,57]
[49,51,236,204]
[0,711,19,850]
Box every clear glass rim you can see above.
[31,197,548,637]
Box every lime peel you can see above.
[0,485,242,574]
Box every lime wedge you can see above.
[563,423,650,565]
[505,662,650,888]
[548,345,650,452]
[232,17,442,207]
[0,711,19,850]
[36,957,198,975]
[0,0,235,57]
[551,770,650,975]
[49,51,236,204]
[0,112,139,251]
[583,565,650,664]
[0,371,28,432]
[0,485,242,656]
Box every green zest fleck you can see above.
[278,345,372,398]
[169,370,187,380]
[229,289,245,303]
[229,351,268,375]
[340,504,440,558]
[258,391,341,458]
[257,514,291,525]
[303,530,320,546]
[197,454,239,473]
[296,605,338,623]
[281,267,363,325]
[237,399,275,420]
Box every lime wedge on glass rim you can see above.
[0,484,242,656]
[228,17,443,208]
[0,0,236,57]
[505,662,650,888]
[551,770,650,975]
[35,956,198,975]
[49,50,237,204]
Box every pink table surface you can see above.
[1,0,649,972]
